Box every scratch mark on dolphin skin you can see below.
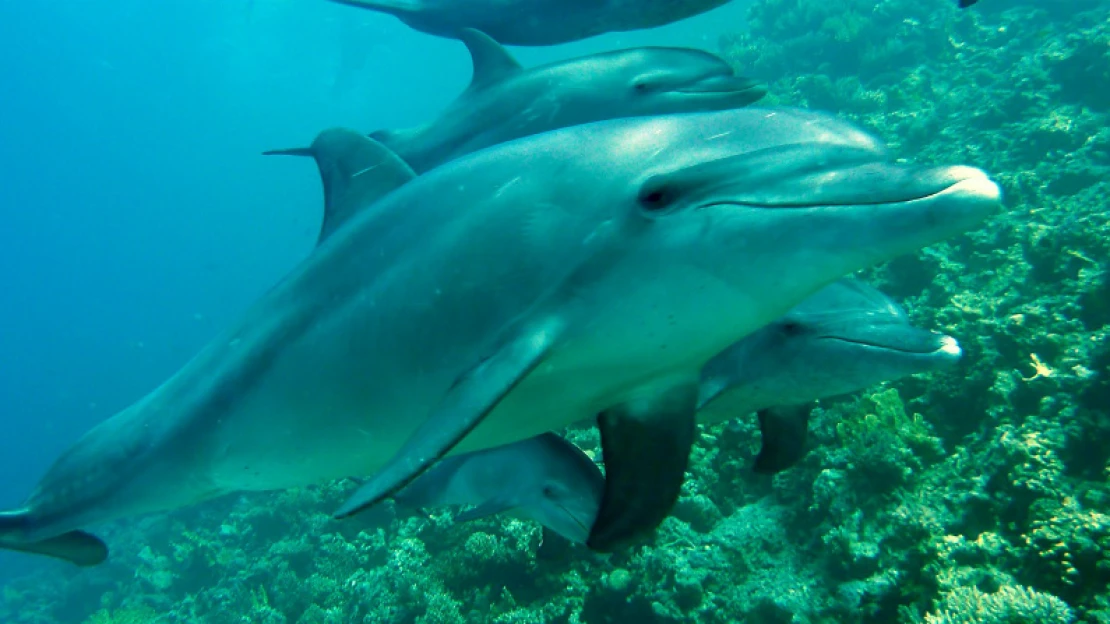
[706,131,733,142]
[495,176,523,198]
[353,165,382,178]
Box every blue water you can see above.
[0,0,752,582]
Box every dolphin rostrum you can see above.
[325,0,733,46]
[393,433,603,544]
[697,277,962,473]
[367,29,766,174]
[0,107,1001,565]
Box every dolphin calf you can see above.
[393,433,602,543]
[325,0,732,46]
[365,29,765,174]
[697,278,962,473]
[0,107,1001,565]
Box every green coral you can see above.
[924,585,1075,624]
[834,388,942,490]
[84,606,161,624]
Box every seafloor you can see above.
[3,0,1108,622]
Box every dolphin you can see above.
[392,433,603,543]
[0,107,1001,565]
[388,280,961,543]
[696,278,962,473]
[324,0,732,46]
[368,29,766,174]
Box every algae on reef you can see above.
[3,0,1109,622]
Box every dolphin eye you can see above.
[781,321,804,335]
[542,485,556,498]
[638,181,674,212]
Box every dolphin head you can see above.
[697,278,963,417]
[517,435,604,544]
[528,473,603,544]
[591,47,766,113]
[565,107,1000,374]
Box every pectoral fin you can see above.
[753,404,812,474]
[587,382,699,552]
[1,531,108,567]
[334,319,564,519]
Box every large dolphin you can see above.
[696,277,962,473]
[365,29,765,174]
[0,107,1001,565]
[325,0,732,46]
[393,432,603,543]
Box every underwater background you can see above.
[0,0,1107,622]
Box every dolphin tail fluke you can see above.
[0,510,108,567]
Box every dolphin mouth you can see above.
[674,74,767,97]
[822,334,962,360]
[701,163,1000,210]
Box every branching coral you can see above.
[924,584,1075,624]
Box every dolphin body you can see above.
[369,29,766,174]
[393,433,603,543]
[396,278,959,538]
[325,0,732,46]
[0,107,1001,566]
[696,278,962,473]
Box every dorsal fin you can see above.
[264,129,416,244]
[458,28,522,91]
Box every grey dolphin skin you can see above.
[697,278,962,473]
[370,29,766,174]
[325,0,732,46]
[393,433,603,544]
[0,107,1001,565]
[395,280,961,543]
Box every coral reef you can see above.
[3,0,1108,622]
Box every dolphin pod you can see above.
[0,107,1000,566]
[367,29,766,174]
